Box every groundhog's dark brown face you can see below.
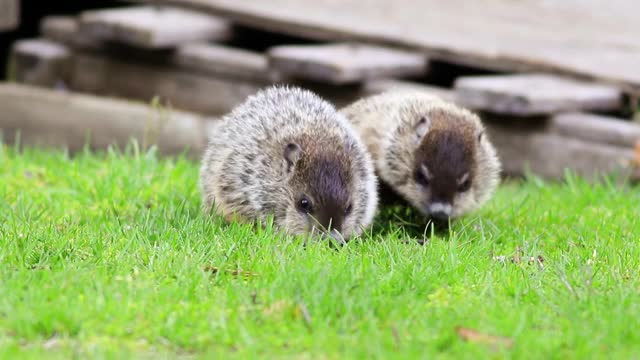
[283,142,357,242]
[295,157,353,233]
[412,128,476,221]
[345,92,500,223]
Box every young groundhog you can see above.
[200,86,378,241]
[341,91,501,222]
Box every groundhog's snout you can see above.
[428,201,452,221]
[315,213,344,235]
[312,216,346,246]
[327,229,346,246]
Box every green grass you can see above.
[1,143,639,359]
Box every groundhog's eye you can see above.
[458,178,471,192]
[345,203,353,216]
[297,196,314,214]
[415,169,430,187]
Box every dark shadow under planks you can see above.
[454,74,623,116]
[267,43,428,85]
[79,5,232,49]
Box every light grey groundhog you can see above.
[341,91,501,222]
[200,86,378,241]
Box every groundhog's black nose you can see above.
[325,220,342,235]
[317,213,343,235]
[430,210,449,221]
[428,202,452,222]
[328,229,346,246]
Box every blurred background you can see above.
[0,0,124,75]
[1,0,639,181]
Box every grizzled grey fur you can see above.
[341,90,501,221]
[200,86,378,240]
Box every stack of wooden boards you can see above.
[4,3,640,181]
[0,0,19,31]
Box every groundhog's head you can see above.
[383,101,500,222]
[280,136,376,243]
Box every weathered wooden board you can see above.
[549,113,640,149]
[9,39,73,88]
[487,124,639,181]
[41,15,276,84]
[135,0,640,94]
[360,79,456,103]
[38,16,268,112]
[0,0,19,31]
[71,52,263,115]
[268,43,427,84]
[176,43,280,82]
[40,16,99,50]
[454,74,623,116]
[79,6,232,49]
[0,83,211,156]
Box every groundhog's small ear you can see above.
[414,116,431,141]
[477,130,484,143]
[284,143,302,173]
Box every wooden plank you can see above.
[41,15,276,84]
[79,6,232,49]
[549,113,640,148]
[135,0,640,94]
[454,74,623,116]
[40,16,101,50]
[40,16,77,44]
[70,52,263,115]
[268,43,427,84]
[360,79,456,103]
[39,16,270,114]
[0,0,19,31]
[0,83,211,156]
[39,16,268,113]
[486,124,639,181]
[9,39,73,88]
[176,43,280,82]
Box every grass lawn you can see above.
[1,143,639,359]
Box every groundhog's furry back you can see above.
[200,86,378,240]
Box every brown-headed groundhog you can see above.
[341,91,501,222]
[200,86,378,242]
